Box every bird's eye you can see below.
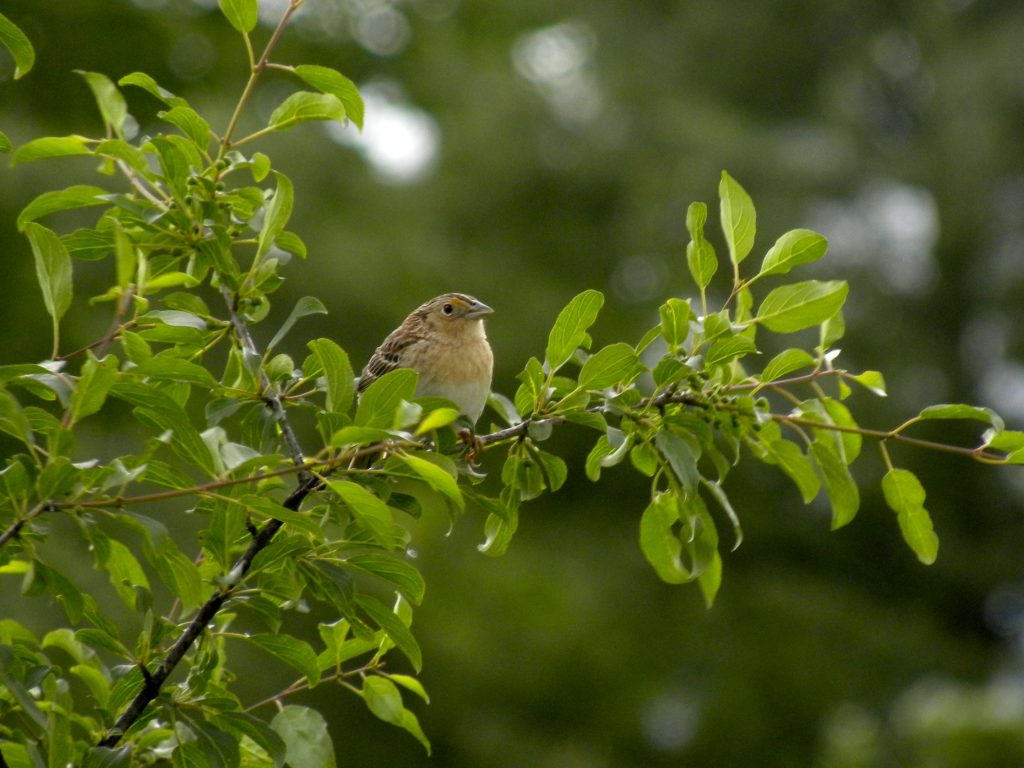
[442,303,454,315]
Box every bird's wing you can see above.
[357,328,426,392]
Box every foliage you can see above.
[0,3,1020,766]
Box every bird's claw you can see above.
[458,428,485,468]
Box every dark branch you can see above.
[221,286,309,477]
[96,286,315,748]
[98,471,319,747]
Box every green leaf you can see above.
[821,397,862,463]
[0,132,9,153]
[238,494,324,539]
[123,512,205,611]
[355,368,417,428]
[143,271,199,292]
[630,441,660,477]
[655,430,700,495]
[809,441,859,529]
[701,479,743,550]
[882,468,939,565]
[135,357,218,388]
[294,64,365,129]
[719,171,756,267]
[685,201,718,290]
[90,533,150,608]
[659,298,692,353]
[256,171,294,262]
[759,228,828,277]
[415,407,460,434]
[698,551,723,608]
[271,297,328,351]
[76,70,128,136]
[328,479,400,547]
[357,594,423,672]
[218,0,258,33]
[388,673,429,703]
[918,403,1002,428]
[250,151,271,181]
[242,634,320,686]
[985,430,1024,452]
[545,289,604,370]
[705,334,757,367]
[756,280,849,333]
[850,370,887,397]
[112,222,135,290]
[754,434,820,503]
[118,71,187,107]
[158,106,212,148]
[361,676,431,753]
[345,553,425,605]
[585,429,630,481]
[331,425,394,447]
[307,337,355,415]
[272,706,336,768]
[12,135,93,165]
[578,342,642,389]
[17,185,108,230]
[24,222,73,322]
[514,356,546,415]
[759,348,816,384]
[477,490,520,556]
[639,492,707,584]
[214,712,287,768]
[275,230,307,259]
[70,353,118,425]
[0,12,35,79]
[268,92,346,131]
[37,457,78,500]
[111,381,217,475]
[535,449,568,492]
[396,452,463,509]
[0,647,48,730]
[81,746,133,768]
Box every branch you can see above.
[96,283,314,747]
[479,389,703,447]
[97,278,319,746]
[480,389,1008,464]
[0,503,49,549]
[219,0,303,153]
[98,474,318,747]
[221,286,308,476]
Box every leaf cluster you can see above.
[0,5,1019,767]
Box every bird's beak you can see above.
[465,300,494,319]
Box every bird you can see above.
[357,293,494,425]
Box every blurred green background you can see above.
[2,0,1024,765]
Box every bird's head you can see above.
[418,293,493,336]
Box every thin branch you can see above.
[221,286,308,475]
[725,368,841,392]
[0,503,48,549]
[96,304,321,748]
[116,159,169,210]
[219,0,302,154]
[97,474,316,747]
[245,662,380,713]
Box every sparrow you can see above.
[357,293,494,425]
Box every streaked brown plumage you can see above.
[357,293,494,424]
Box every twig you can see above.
[221,286,308,476]
[97,274,322,746]
[98,474,318,747]
[0,503,49,548]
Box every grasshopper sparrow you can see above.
[357,293,494,424]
